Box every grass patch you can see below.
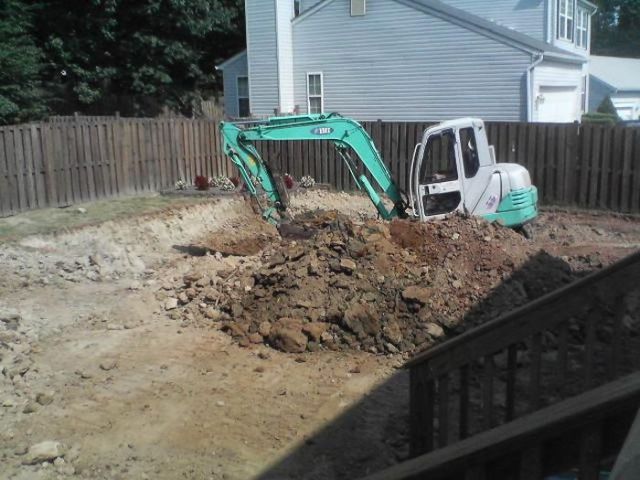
[0,194,214,241]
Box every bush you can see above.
[194,175,209,191]
[582,112,618,125]
[283,173,294,189]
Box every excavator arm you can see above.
[220,113,408,224]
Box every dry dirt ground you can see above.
[1,191,639,480]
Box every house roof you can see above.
[216,50,247,70]
[401,0,585,63]
[590,55,640,92]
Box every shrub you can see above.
[283,173,294,189]
[194,175,210,190]
[300,175,316,188]
[582,112,618,126]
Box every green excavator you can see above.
[219,113,538,229]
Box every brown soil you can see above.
[1,192,639,480]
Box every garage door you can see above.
[537,86,579,123]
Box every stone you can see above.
[184,288,198,299]
[23,441,65,465]
[2,399,15,407]
[402,286,432,305]
[177,292,189,305]
[22,402,37,414]
[343,303,380,340]
[258,321,272,337]
[425,323,445,339]
[204,288,221,302]
[339,258,357,274]
[76,207,87,214]
[383,320,403,345]
[302,322,330,342]
[268,254,287,268]
[205,309,224,321]
[99,360,117,371]
[164,298,178,311]
[128,281,141,291]
[269,318,308,353]
[451,280,463,289]
[248,332,263,344]
[36,392,54,406]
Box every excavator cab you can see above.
[410,118,538,227]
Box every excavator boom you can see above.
[220,113,407,224]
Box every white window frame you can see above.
[576,7,589,49]
[557,0,575,42]
[236,76,250,118]
[306,72,324,114]
[351,0,366,16]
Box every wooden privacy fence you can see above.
[1,117,639,217]
[0,118,235,216]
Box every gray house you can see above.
[218,0,597,122]
[589,55,640,121]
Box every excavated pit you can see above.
[171,211,578,354]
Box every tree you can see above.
[592,0,640,58]
[33,0,245,116]
[0,0,47,125]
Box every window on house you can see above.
[581,76,587,112]
[307,73,323,114]
[576,7,589,48]
[237,76,250,118]
[351,0,366,16]
[294,0,300,17]
[557,0,575,42]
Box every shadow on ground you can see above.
[254,251,587,480]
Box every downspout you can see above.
[527,53,544,122]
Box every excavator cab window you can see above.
[459,127,480,178]
[418,129,462,216]
[418,130,458,184]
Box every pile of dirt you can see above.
[171,211,577,355]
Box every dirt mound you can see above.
[172,211,577,355]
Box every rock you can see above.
[205,309,224,321]
[2,399,15,407]
[128,281,141,291]
[269,318,308,353]
[177,292,189,305]
[425,323,445,339]
[268,254,286,268]
[258,321,272,337]
[23,441,65,465]
[248,332,264,344]
[183,273,202,286]
[402,286,432,305]
[302,322,330,342]
[340,258,357,274]
[76,207,87,214]
[451,280,463,289]
[343,303,380,340]
[36,392,54,406]
[22,402,37,414]
[383,320,403,345]
[164,298,178,311]
[185,288,198,299]
[99,360,117,371]
[204,288,221,302]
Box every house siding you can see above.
[300,0,324,13]
[292,0,533,122]
[245,0,280,116]
[440,0,547,41]
[221,52,249,118]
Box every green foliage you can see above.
[0,0,47,125]
[31,0,245,117]
[592,0,640,58]
[581,112,619,125]
[597,95,621,119]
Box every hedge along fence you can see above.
[1,118,640,217]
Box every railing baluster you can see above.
[506,344,517,422]
[579,423,602,480]
[610,296,626,378]
[438,374,449,448]
[557,322,569,398]
[529,333,542,411]
[585,309,597,389]
[460,365,470,440]
[519,444,543,480]
[483,354,494,430]
[425,379,435,453]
